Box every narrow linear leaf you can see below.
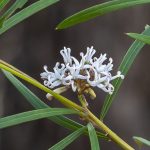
[133,136,150,147]
[100,25,150,120]
[0,0,10,11]
[127,33,150,45]
[2,70,107,140]
[87,123,100,150]
[0,108,77,129]
[0,0,59,35]
[2,69,50,109]
[56,0,150,29]
[0,0,28,27]
[49,127,86,150]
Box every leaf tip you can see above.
[126,33,130,36]
[55,24,62,30]
[133,136,143,148]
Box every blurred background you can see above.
[0,0,150,149]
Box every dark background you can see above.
[0,0,150,149]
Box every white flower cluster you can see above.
[41,47,124,94]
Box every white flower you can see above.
[60,47,72,65]
[80,46,96,64]
[41,46,124,95]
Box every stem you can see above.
[87,109,134,150]
[77,92,134,150]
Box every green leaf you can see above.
[0,108,77,129]
[0,0,10,11]
[49,127,86,150]
[100,25,150,120]
[56,0,150,29]
[0,0,59,35]
[87,123,100,150]
[2,70,108,140]
[0,0,28,27]
[127,33,150,44]
[2,69,49,109]
[133,136,150,147]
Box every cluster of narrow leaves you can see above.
[1,0,150,149]
[0,0,60,34]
